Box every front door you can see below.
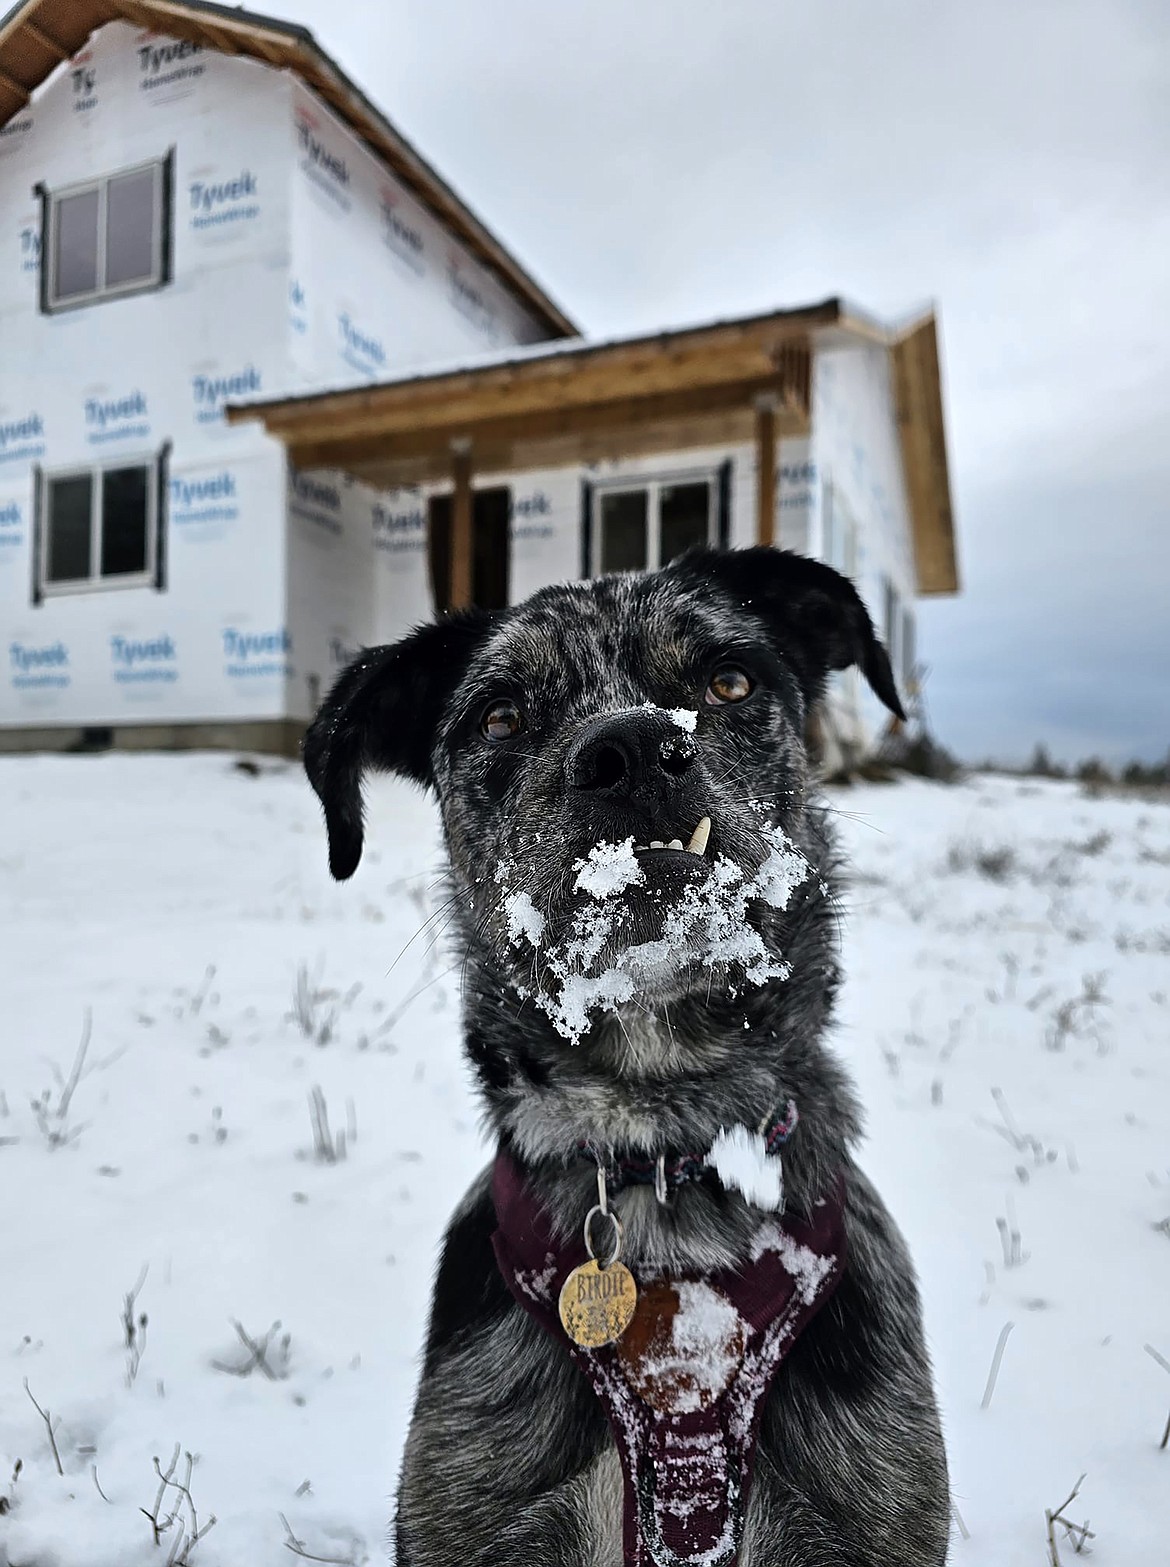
[428,486,511,613]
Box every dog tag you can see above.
[559,1258,638,1348]
[559,1200,638,1348]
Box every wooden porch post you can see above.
[755,394,778,547]
[449,438,473,611]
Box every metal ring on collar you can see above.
[654,1153,669,1206]
[583,1204,623,1268]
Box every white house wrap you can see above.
[0,1,957,755]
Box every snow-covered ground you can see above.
[1,755,1168,1565]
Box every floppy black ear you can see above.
[671,546,905,720]
[303,610,495,880]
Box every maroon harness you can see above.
[492,1151,847,1567]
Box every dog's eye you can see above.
[480,699,523,741]
[705,666,754,706]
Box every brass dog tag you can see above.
[559,1197,638,1348]
[559,1257,638,1348]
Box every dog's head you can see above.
[304,548,901,1045]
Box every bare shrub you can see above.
[1045,1474,1094,1561]
[212,1318,292,1381]
[141,1444,217,1562]
[1071,829,1112,857]
[0,1458,22,1515]
[290,963,362,1046]
[280,1513,368,1564]
[123,1264,150,1388]
[305,1085,352,1163]
[1143,1344,1170,1450]
[1046,973,1110,1052]
[30,1009,93,1149]
[945,840,1018,882]
[24,1380,63,1475]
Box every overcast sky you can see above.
[282,0,1168,764]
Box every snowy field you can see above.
[1,754,1168,1565]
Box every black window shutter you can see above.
[160,148,175,286]
[154,442,171,591]
[34,181,50,315]
[716,458,732,550]
[579,478,594,577]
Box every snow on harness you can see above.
[491,1146,847,1567]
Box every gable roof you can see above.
[0,0,577,338]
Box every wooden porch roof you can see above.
[228,299,959,596]
[229,302,832,487]
[0,0,576,338]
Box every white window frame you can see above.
[590,468,718,576]
[39,453,158,598]
[45,157,167,312]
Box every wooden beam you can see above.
[306,402,809,492]
[891,317,958,595]
[191,20,242,56]
[277,375,799,474]
[244,31,288,67]
[241,330,820,447]
[448,441,473,611]
[234,310,833,436]
[22,20,69,61]
[113,0,156,27]
[755,396,777,547]
[0,67,30,102]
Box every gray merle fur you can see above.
[304,546,950,1565]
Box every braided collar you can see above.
[576,1098,800,1198]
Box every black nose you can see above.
[567,709,697,797]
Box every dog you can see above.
[304,546,950,1566]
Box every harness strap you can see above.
[491,1150,846,1567]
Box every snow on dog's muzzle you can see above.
[497,823,814,1044]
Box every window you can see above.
[37,456,162,598]
[428,487,511,612]
[42,156,170,311]
[592,475,717,575]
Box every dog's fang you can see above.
[685,817,711,856]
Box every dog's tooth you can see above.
[685,817,711,856]
[667,838,684,850]
[649,840,665,850]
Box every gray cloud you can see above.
[282,0,1169,762]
